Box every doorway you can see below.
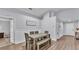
[0,17,14,47]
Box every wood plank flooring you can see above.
[48,35,79,50]
[0,38,10,47]
[0,42,26,50]
[0,35,79,50]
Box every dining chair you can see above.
[43,31,49,39]
[25,33,33,50]
[48,34,51,45]
[25,33,30,50]
[44,31,49,34]
[30,31,34,35]
[35,31,39,34]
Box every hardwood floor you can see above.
[0,35,79,50]
[0,42,26,50]
[48,35,79,50]
[0,40,56,50]
[0,38,10,47]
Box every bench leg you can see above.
[37,44,40,50]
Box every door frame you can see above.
[0,16,15,44]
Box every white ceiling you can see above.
[1,8,79,22]
[1,8,67,18]
[20,8,66,17]
[56,8,79,22]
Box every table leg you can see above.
[27,40,30,50]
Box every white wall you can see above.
[26,16,41,33]
[64,23,74,36]
[41,12,57,41]
[56,21,64,39]
[0,9,41,44]
[14,15,41,43]
[56,20,59,39]
[77,21,79,28]
[63,22,78,36]
[15,16,41,44]
[0,20,10,37]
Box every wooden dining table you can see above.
[29,33,49,50]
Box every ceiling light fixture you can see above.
[28,8,32,10]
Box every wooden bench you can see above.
[36,38,51,50]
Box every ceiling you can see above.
[20,8,67,18]
[1,8,79,22]
[56,8,79,22]
[1,8,67,18]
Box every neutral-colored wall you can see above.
[15,16,41,43]
[64,23,74,36]
[63,22,78,36]
[56,19,64,39]
[41,12,57,41]
[58,22,64,38]
[41,12,66,40]
[0,20,10,37]
[25,16,41,33]
[0,9,41,44]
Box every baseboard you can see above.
[57,35,64,41]
[63,35,75,37]
[14,41,25,44]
